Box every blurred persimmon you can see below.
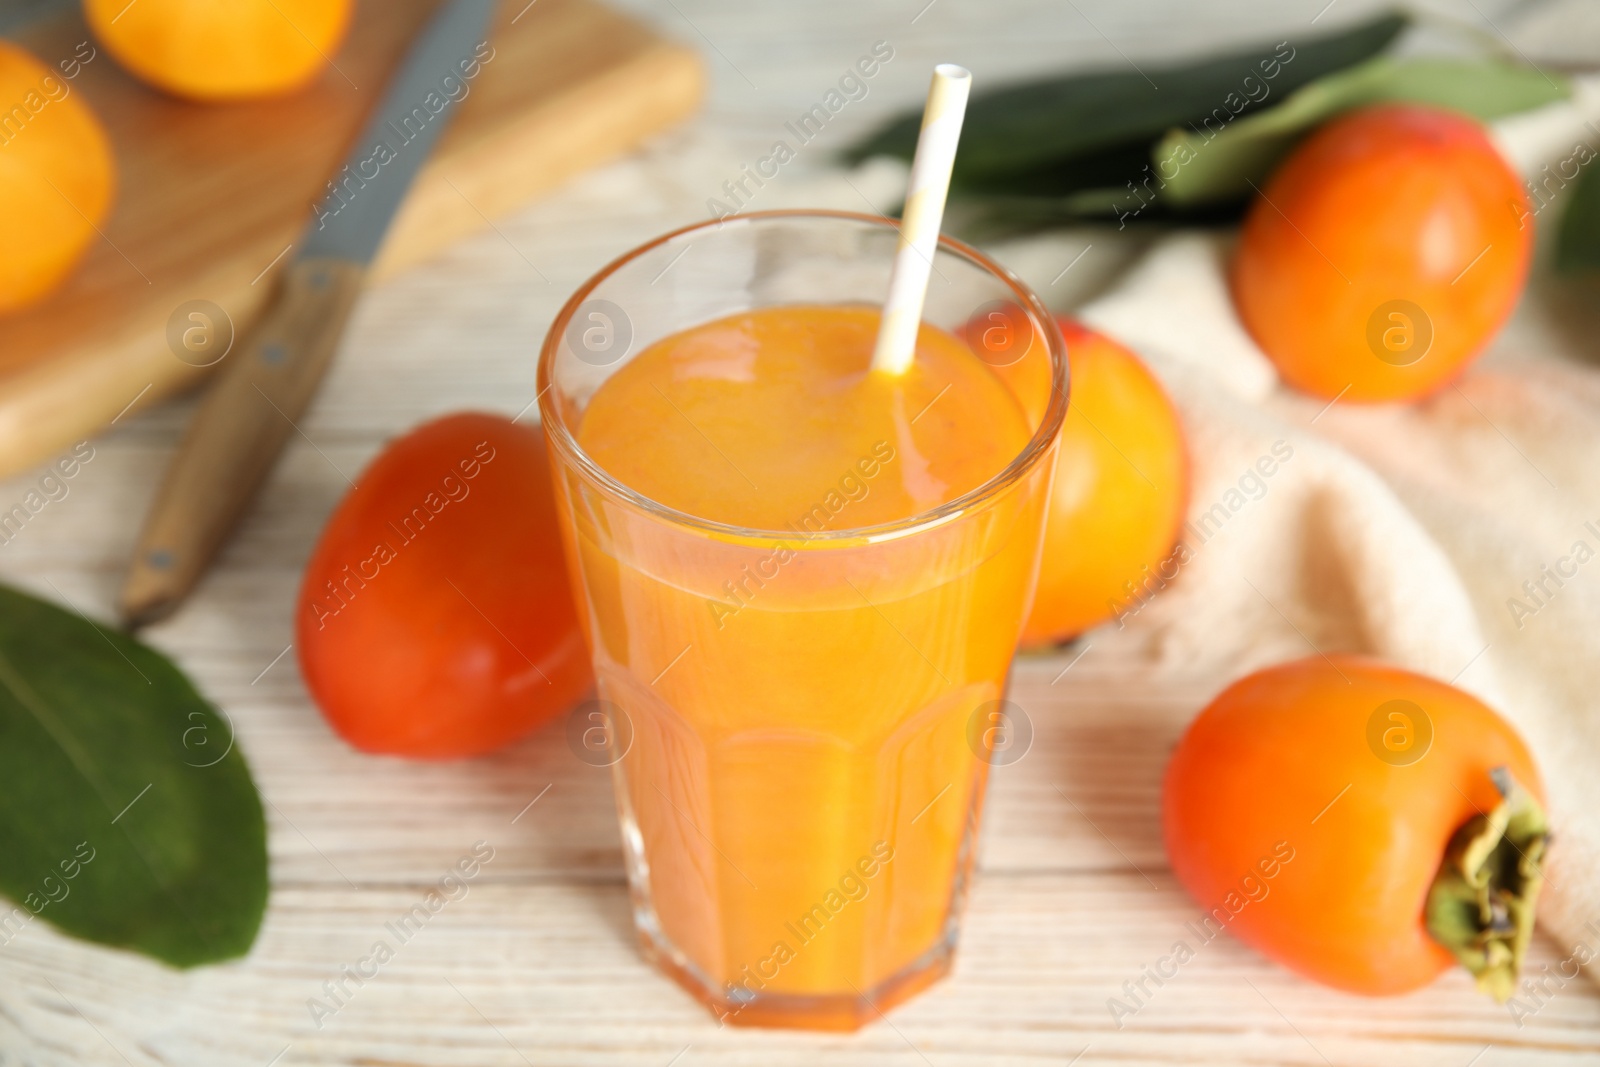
[84,0,354,101]
[1231,104,1531,402]
[957,300,1053,426]
[0,41,115,315]
[965,311,1188,648]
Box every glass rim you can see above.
[537,209,1069,545]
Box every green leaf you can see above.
[843,10,1408,194]
[1557,156,1600,274]
[1157,58,1570,206]
[0,585,267,967]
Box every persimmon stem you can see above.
[1424,767,1548,1002]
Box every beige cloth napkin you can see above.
[1000,79,1600,994]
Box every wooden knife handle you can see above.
[120,257,367,627]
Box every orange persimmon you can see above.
[961,311,1188,645]
[1163,656,1547,999]
[1231,105,1531,402]
[297,413,592,760]
[1024,319,1187,645]
[84,0,354,101]
[0,41,115,315]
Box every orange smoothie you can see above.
[562,304,1050,1028]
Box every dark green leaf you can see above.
[0,585,267,967]
[843,10,1408,193]
[1557,155,1600,274]
[942,188,1244,243]
[1158,57,1569,206]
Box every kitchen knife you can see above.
[119,0,497,627]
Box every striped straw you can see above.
[869,63,973,376]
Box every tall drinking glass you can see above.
[538,210,1067,1030]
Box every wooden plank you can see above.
[220,652,1196,887]
[6,499,1596,1065]
[4,876,1598,1065]
[3,442,1595,1061]
[0,0,703,481]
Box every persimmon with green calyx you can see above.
[1162,655,1547,999]
[1231,104,1531,402]
[296,413,592,760]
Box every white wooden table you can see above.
[3,1,1599,1063]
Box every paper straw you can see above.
[869,63,972,376]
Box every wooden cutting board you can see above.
[0,0,703,478]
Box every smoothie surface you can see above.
[576,305,1032,531]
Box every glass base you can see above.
[637,921,958,1031]
[607,688,989,1033]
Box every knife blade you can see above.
[119,0,497,627]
